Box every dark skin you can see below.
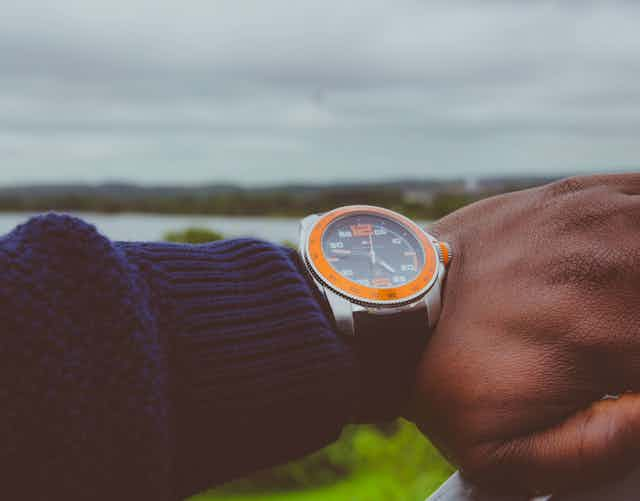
[410,173,640,496]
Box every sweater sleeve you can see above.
[117,236,362,498]
[0,213,361,500]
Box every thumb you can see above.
[465,393,640,496]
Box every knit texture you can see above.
[0,213,360,500]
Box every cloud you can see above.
[1,0,640,185]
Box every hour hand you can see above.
[379,259,396,273]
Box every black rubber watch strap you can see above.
[290,246,432,424]
[352,305,431,422]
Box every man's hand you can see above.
[410,174,640,496]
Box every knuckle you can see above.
[545,176,588,198]
[545,174,620,199]
[458,441,521,489]
[581,397,640,469]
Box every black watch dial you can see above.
[321,213,425,289]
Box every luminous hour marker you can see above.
[350,224,373,237]
[372,277,392,287]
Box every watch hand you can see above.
[379,259,396,273]
[369,233,376,264]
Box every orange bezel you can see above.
[305,206,438,304]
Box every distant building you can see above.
[402,180,468,204]
[464,177,480,193]
[403,189,436,205]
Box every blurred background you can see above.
[2,1,639,499]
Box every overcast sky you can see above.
[1,0,639,186]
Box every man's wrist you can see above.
[290,238,438,424]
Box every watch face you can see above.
[305,206,438,305]
[321,214,425,289]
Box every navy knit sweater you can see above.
[0,213,420,500]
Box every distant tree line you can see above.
[0,188,482,219]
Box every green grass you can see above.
[189,468,449,501]
[165,227,224,244]
[190,472,392,501]
[181,396,453,501]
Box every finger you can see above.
[466,393,640,496]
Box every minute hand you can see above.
[368,232,376,264]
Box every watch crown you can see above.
[436,241,452,266]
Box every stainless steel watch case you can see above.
[298,211,449,337]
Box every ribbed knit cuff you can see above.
[119,238,361,499]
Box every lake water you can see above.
[0,212,431,244]
[0,212,301,243]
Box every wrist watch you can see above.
[298,205,452,420]
[298,205,452,338]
